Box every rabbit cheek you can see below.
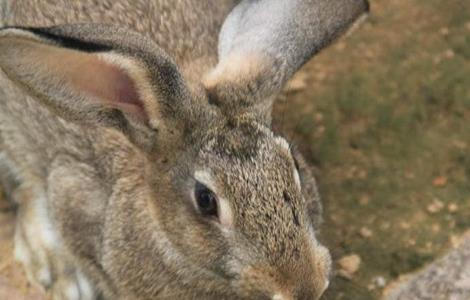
[234,265,289,299]
[304,228,332,298]
[216,196,233,228]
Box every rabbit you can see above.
[0,0,369,299]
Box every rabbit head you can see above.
[0,0,368,299]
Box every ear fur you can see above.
[0,25,190,148]
[205,0,369,118]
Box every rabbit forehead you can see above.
[196,123,309,258]
[200,121,290,159]
[198,122,299,204]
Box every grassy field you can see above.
[274,0,470,298]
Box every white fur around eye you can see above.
[293,169,301,190]
[194,170,233,227]
[217,197,234,227]
[272,137,301,190]
[194,170,217,191]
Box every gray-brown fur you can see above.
[1,1,233,68]
[0,1,368,299]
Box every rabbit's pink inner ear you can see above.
[50,50,148,122]
[12,38,149,122]
[69,56,148,121]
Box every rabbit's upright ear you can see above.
[205,0,369,120]
[0,25,190,149]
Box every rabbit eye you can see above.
[195,182,218,218]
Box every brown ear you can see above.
[205,0,369,120]
[0,25,189,147]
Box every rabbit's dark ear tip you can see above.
[0,26,111,53]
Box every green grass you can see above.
[274,0,470,298]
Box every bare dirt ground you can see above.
[1,0,469,299]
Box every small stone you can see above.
[453,140,467,149]
[443,49,455,59]
[286,72,307,92]
[330,214,340,223]
[448,203,458,213]
[335,42,346,51]
[364,48,375,59]
[466,22,470,31]
[455,278,470,289]
[359,227,373,238]
[450,234,462,248]
[313,113,324,123]
[425,241,433,250]
[346,166,358,179]
[427,199,444,214]
[314,126,325,138]
[337,254,361,279]
[439,27,449,36]
[400,221,411,230]
[373,276,387,288]
[359,195,370,206]
[358,170,367,179]
[381,222,391,230]
[432,176,447,187]
[448,219,456,229]
[314,71,327,81]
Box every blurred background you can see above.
[276,0,470,298]
[1,0,470,299]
